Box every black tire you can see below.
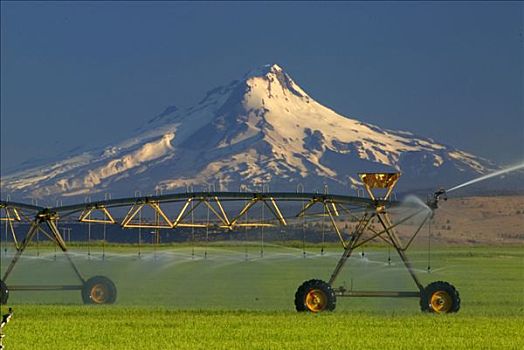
[294,279,336,313]
[420,281,460,314]
[0,279,8,305]
[81,276,117,305]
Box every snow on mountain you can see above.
[1,64,494,201]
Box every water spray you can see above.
[447,162,524,193]
[427,162,524,209]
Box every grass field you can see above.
[1,244,523,349]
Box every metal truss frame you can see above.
[0,183,432,302]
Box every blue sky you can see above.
[1,1,522,171]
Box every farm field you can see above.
[1,245,523,349]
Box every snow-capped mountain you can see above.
[1,64,494,201]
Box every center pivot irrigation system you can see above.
[0,173,459,314]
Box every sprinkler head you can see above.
[427,188,447,210]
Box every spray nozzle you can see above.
[427,188,447,210]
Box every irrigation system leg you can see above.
[328,214,374,286]
[2,220,40,281]
[376,213,424,292]
[1,217,86,284]
[44,220,85,283]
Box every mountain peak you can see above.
[244,63,284,79]
[242,63,309,100]
[266,63,283,73]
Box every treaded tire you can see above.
[0,279,8,305]
[82,276,117,305]
[294,279,336,312]
[420,281,460,314]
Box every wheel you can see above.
[420,281,460,314]
[81,276,117,305]
[0,279,8,305]
[294,279,336,313]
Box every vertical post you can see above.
[102,221,106,261]
[244,196,248,261]
[53,217,58,261]
[135,191,142,259]
[243,226,248,261]
[260,198,264,258]
[87,221,91,260]
[296,184,306,258]
[36,228,40,256]
[302,201,306,258]
[205,204,209,260]
[3,218,7,254]
[86,196,91,259]
[321,203,326,256]
[191,198,195,259]
[103,193,109,261]
[138,210,142,258]
[427,218,432,273]
[154,210,159,261]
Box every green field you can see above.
[1,244,523,349]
